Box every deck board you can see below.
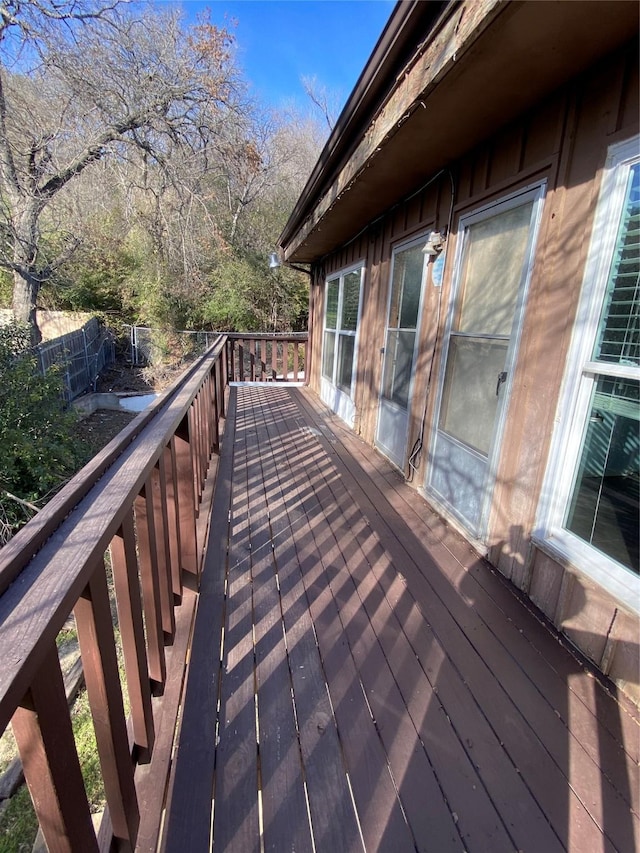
[163,386,639,853]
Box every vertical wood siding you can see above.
[308,42,640,703]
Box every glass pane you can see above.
[381,329,416,408]
[326,280,339,329]
[458,201,534,336]
[565,376,639,573]
[337,334,355,394]
[322,330,335,381]
[439,336,509,456]
[594,163,639,366]
[389,244,425,330]
[341,271,361,331]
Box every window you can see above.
[321,264,364,426]
[536,137,639,609]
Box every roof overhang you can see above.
[280,0,639,264]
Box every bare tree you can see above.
[0,0,238,342]
[301,74,340,133]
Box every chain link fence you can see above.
[128,325,219,367]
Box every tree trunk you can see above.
[12,268,41,346]
[11,206,43,346]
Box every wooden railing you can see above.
[226,332,307,383]
[0,336,228,852]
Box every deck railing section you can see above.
[226,332,307,383]
[0,336,228,852]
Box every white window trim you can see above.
[534,135,640,614]
[320,261,365,427]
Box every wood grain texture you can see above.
[163,384,638,852]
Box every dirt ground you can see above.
[72,362,184,456]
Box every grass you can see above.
[0,688,106,853]
[0,787,38,853]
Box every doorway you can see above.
[427,186,545,538]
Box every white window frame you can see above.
[534,135,640,613]
[425,182,546,539]
[374,231,430,468]
[320,262,365,428]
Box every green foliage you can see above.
[0,323,89,539]
[51,245,137,315]
[0,785,38,853]
[71,689,106,811]
[199,252,308,332]
[0,270,11,309]
[201,254,264,331]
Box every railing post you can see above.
[228,338,235,384]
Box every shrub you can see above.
[0,323,88,542]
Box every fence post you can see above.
[82,327,91,392]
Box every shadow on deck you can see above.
[162,385,639,853]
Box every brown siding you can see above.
[309,43,639,702]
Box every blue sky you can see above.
[165,1,395,114]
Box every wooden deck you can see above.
[162,385,639,853]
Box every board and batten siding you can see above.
[308,42,640,704]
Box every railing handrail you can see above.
[226,331,308,340]
[0,335,225,597]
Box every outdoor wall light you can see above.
[269,251,281,269]
[422,230,445,256]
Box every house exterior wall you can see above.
[308,43,640,703]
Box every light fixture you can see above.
[269,251,281,269]
[422,230,445,256]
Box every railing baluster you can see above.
[174,417,198,575]
[212,363,220,454]
[110,513,155,759]
[163,442,183,598]
[219,353,227,417]
[271,340,278,380]
[249,338,256,381]
[135,482,166,688]
[238,340,244,381]
[190,400,202,506]
[293,341,299,381]
[188,405,202,509]
[12,645,98,853]
[260,340,266,381]
[74,566,139,846]
[152,463,175,638]
[203,375,212,458]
